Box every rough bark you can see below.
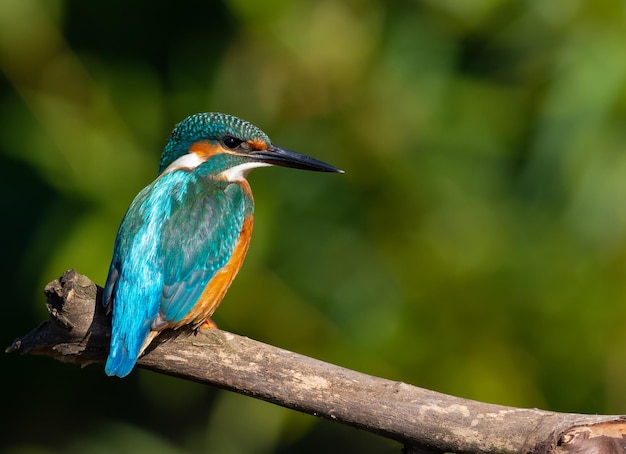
[7,270,626,453]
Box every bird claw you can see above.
[198,319,218,330]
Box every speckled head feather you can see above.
[158,112,271,174]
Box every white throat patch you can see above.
[161,153,272,181]
[219,161,273,181]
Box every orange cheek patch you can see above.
[189,141,223,159]
[249,138,268,151]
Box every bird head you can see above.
[158,112,342,179]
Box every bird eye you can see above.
[223,136,243,150]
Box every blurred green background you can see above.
[3,0,626,452]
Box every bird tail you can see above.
[105,331,158,377]
[105,343,139,378]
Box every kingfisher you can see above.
[103,112,342,377]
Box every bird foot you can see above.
[198,318,218,330]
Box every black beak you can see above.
[250,145,343,173]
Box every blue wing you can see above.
[158,180,248,323]
[103,171,249,377]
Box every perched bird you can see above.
[103,112,342,377]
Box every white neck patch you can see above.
[161,153,272,181]
[161,153,204,174]
[219,161,273,181]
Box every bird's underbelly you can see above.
[171,215,253,328]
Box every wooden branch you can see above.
[7,270,626,453]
